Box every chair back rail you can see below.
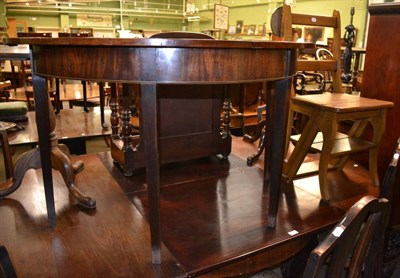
[281,4,343,94]
[0,245,17,278]
[304,195,388,277]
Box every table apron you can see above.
[31,45,297,84]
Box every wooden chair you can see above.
[280,5,394,200]
[281,137,400,277]
[10,60,31,91]
[24,79,57,111]
[0,81,12,102]
[380,137,400,276]
[380,137,400,214]
[303,195,388,277]
[0,128,13,181]
[0,245,17,278]
[303,139,400,277]
[315,48,335,93]
[246,4,342,166]
[285,94,393,200]
[281,4,343,94]
[293,71,325,95]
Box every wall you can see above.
[0,1,6,28]
[3,0,369,44]
[292,0,368,47]
[3,0,185,37]
[194,0,368,46]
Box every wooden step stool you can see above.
[283,93,394,200]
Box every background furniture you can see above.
[6,109,111,152]
[246,4,343,166]
[0,96,96,210]
[271,5,394,201]
[0,101,28,122]
[17,32,52,38]
[380,137,400,276]
[354,3,400,274]
[281,136,400,277]
[9,59,31,91]
[0,44,30,95]
[0,126,13,181]
[0,81,12,101]
[6,18,28,38]
[69,28,93,37]
[0,245,17,278]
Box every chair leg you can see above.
[0,129,13,179]
[317,113,337,200]
[247,123,266,166]
[368,114,386,186]
[0,245,17,278]
[283,112,320,182]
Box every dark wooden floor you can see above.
[0,136,379,277]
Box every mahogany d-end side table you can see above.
[4,37,312,264]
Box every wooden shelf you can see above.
[282,160,338,179]
[224,33,269,41]
[291,131,376,158]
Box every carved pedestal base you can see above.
[0,143,96,209]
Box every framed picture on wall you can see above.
[369,0,400,4]
[228,25,236,34]
[304,27,324,43]
[248,25,256,35]
[256,25,265,35]
[236,20,243,34]
[242,25,249,35]
[214,4,229,30]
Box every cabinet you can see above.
[110,84,232,176]
[110,82,264,176]
[355,4,400,275]
[358,3,400,223]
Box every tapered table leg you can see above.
[266,78,291,228]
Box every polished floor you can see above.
[0,123,380,277]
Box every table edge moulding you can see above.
[3,37,313,264]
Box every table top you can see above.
[341,46,366,53]
[8,83,101,102]
[8,108,110,146]
[0,44,30,60]
[292,93,394,112]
